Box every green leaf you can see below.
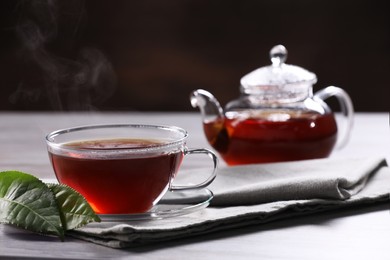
[0,171,64,239]
[48,183,101,230]
[0,171,101,239]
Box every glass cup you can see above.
[46,124,217,214]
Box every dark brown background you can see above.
[0,0,389,111]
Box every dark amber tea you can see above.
[203,110,338,165]
[49,139,184,214]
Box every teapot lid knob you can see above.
[270,45,287,67]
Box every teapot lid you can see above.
[240,45,317,94]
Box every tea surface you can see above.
[64,138,166,149]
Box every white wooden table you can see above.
[0,112,389,259]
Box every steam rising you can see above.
[10,0,116,110]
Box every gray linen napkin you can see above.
[208,157,386,206]
[69,157,389,248]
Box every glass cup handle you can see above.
[314,86,354,149]
[170,148,218,191]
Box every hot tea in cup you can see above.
[46,124,217,214]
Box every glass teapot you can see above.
[190,45,354,165]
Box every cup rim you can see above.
[46,124,188,155]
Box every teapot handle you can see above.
[314,86,354,149]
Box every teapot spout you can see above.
[190,89,224,123]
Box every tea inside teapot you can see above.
[202,108,337,165]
